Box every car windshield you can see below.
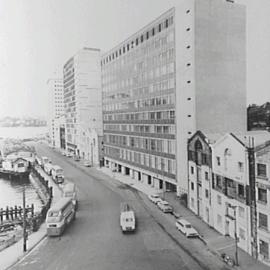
[185,224,192,228]
[48,211,59,217]
[56,169,63,174]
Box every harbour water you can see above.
[0,126,48,213]
[0,177,43,212]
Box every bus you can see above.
[46,197,75,236]
[51,165,64,184]
[62,182,78,209]
[120,203,136,233]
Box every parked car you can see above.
[175,218,199,238]
[73,155,80,161]
[44,163,54,175]
[148,194,163,204]
[66,152,73,158]
[157,200,173,213]
[83,160,91,167]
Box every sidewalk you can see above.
[1,167,62,270]
[97,167,270,270]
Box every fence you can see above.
[30,165,53,231]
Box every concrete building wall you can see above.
[47,78,64,147]
[195,0,246,134]
[63,48,102,155]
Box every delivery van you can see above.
[63,182,78,209]
[120,203,136,233]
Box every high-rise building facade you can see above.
[63,47,103,156]
[47,78,64,147]
[101,0,246,195]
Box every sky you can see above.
[0,0,270,118]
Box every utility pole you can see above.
[23,186,27,252]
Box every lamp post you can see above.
[22,186,27,252]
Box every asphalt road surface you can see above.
[11,143,229,270]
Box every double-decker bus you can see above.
[46,197,75,236]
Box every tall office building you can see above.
[63,47,103,157]
[101,0,246,195]
[47,78,64,147]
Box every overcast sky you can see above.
[0,0,270,118]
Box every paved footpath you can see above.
[1,167,62,270]
[96,166,270,270]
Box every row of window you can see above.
[102,46,174,87]
[104,146,176,174]
[104,110,175,122]
[102,61,175,95]
[104,134,176,155]
[104,124,176,135]
[104,93,175,110]
[101,16,174,66]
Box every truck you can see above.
[120,203,136,233]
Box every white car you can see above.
[148,194,163,204]
[157,200,173,213]
[83,160,91,167]
[175,218,199,238]
[66,152,73,158]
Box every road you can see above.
[11,143,229,270]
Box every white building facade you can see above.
[255,142,270,265]
[63,48,103,156]
[101,0,246,196]
[47,78,64,147]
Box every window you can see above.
[159,23,162,32]
[258,188,267,203]
[259,213,268,230]
[205,189,209,198]
[238,206,245,218]
[191,182,194,190]
[186,9,190,14]
[191,166,194,174]
[257,163,267,178]
[259,240,269,259]
[217,195,222,205]
[186,45,191,49]
[146,31,149,39]
[216,156,221,166]
[238,184,245,198]
[152,28,155,36]
[141,35,144,43]
[187,80,191,84]
[238,162,244,172]
[165,19,168,28]
[205,171,209,180]
[239,228,245,240]
[186,27,191,31]
[187,63,191,67]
